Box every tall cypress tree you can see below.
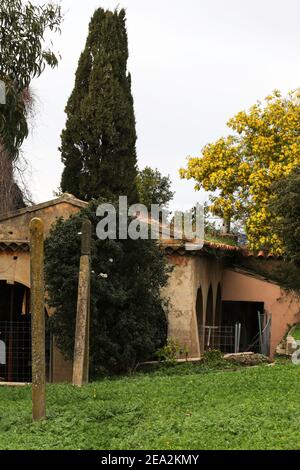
[60,8,138,203]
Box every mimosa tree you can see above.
[180,90,300,253]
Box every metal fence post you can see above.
[234,322,241,353]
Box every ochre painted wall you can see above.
[0,201,82,243]
[0,251,30,287]
[0,197,86,383]
[163,254,223,358]
[0,199,84,291]
[222,269,300,358]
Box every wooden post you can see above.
[30,218,46,421]
[73,219,92,387]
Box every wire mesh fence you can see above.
[199,325,237,354]
[0,321,32,383]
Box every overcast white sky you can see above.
[23,0,300,210]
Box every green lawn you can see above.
[291,324,300,341]
[0,362,300,450]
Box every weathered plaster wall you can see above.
[0,201,82,243]
[222,269,300,357]
[0,251,30,287]
[193,256,223,327]
[0,198,85,289]
[163,254,223,358]
[0,196,86,383]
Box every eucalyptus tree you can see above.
[0,0,62,214]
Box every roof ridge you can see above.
[0,193,87,222]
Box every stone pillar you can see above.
[30,218,46,421]
[73,219,92,387]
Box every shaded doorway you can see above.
[0,281,51,383]
[222,301,264,352]
[0,281,31,382]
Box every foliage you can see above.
[137,167,174,209]
[155,338,181,363]
[205,233,238,247]
[0,0,62,158]
[270,165,300,264]
[189,202,239,247]
[255,165,300,292]
[0,0,62,214]
[44,199,169,376]
[237,255,300,293]
[202,203,239,246]
[202,349,225,366]
[180,90,300,254]
[60,8,138,204]
[141,356,238,376]
[290,324,300,341]
[1,363,300,449]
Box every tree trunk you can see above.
[0,141,25,216]
[221,217,231,235]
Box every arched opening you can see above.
[204,285,214,350]
[0,281,51,383]
[196,287,204,354]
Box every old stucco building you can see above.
[0,194,299,383]
[0,194,87,383]
[163,241,300,359]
